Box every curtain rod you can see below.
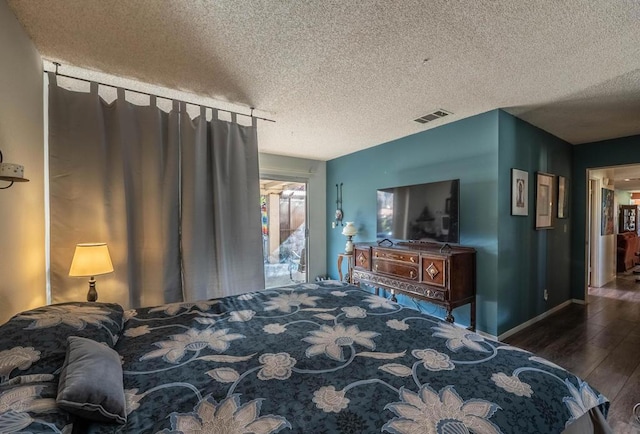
[46,62,275,123]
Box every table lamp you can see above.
[342,222,358,254]
[69,243,114,302]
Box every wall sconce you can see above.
[334,183,344,228]
[0,150,29,189]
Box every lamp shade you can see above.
[69,243,114,277]
[342,222,357,237]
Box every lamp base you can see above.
[345,236,354,254]
[87,277,98,302]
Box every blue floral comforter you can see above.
[1,281,609,433]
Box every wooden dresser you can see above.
[351,242,476,330]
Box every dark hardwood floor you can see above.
[504,272,640,433]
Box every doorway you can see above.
[260,178,308,288]
[586,164,640,297]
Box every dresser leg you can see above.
[390,291,397,302]
[469,300,476,332]
[445,308,454,324]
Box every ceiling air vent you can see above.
[414,109,452,124]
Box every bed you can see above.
[0,281,611,433]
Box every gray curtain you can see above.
[181,106,265,299]
[49,74,263,308]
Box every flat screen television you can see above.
[377,179,460,243]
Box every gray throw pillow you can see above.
[56,336,126,424]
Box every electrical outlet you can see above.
[543,289,549,301]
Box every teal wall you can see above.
[497,111,572,334]
[326,109,579,336]
[327,111,500,334]
[571,135,640,299]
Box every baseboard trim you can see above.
[498,300,573,341]
[476,330,498,341]
[571,298,586,305]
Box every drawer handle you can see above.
[409,270,415,278]
[411,257,415,262]
[375,264,379,270]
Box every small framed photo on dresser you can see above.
[511,169,528,216]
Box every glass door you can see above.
[260,178,308,288]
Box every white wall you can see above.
[0,1,46,323]
[589,171,616,287]
[259,153,327,281]
[615,189,632,208]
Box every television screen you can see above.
[377,179,460,243]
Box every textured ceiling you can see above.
[6,0,640,161]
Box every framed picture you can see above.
[601,188,614,235]
[535,172,554,229]
[511,169,528,216]
[557,176,568,219]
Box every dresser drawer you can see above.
[354,246,371,270]
[373,259,419,280]
[373,248,419,264]
[421,256,446,288]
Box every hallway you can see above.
[504,273,640,433]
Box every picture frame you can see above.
[601,188,614,235]
[557,176,568,219]
[511,169,528,216]
[535,172,554,229]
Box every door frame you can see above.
[586,176,598,299]
[259,174,310,285]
